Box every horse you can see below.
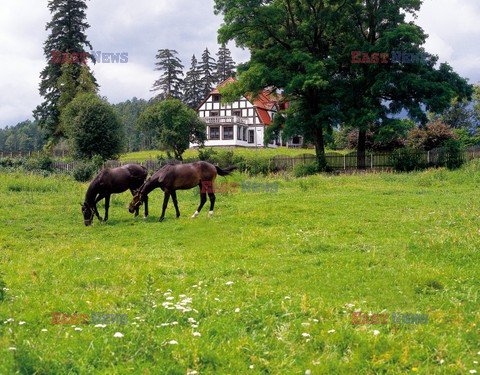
[82,164,148,226]
[128,161,236,222]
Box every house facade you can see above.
[192,78,303,148]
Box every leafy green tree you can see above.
[62,93,125,160]
[435,97,475,129]
[200,48,217,98]
[339,0,472,168]
[152,49,184,100]
[184,55,203,108]
[214,0,347,167]
[113,97,156,151]
[33,0,97,142]
[216,44,236,83]
[137,99,206,160]
[0,120,46,152]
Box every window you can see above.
[237,126,242,140]
[223,126,233,140]
[212,95,220,102]
[248,130,254,144]
[210,111,219,117]
[292,136,301,144]
[209,127,220,140]
[243,127,247,141]
[233,110,241,117]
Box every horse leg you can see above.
[104,194,111,222]
[207,192,216,218]
[159,190,170,222]
[171,190,180,218]
[192,185,207,218]
[130,189,140,217]
[144,194,149,218]
[94,194,105,221]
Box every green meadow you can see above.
[1,162,480,374]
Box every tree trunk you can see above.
[357,128,367,170]
[314,127,326,170]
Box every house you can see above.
[192,77,303,148]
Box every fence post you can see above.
[344,154,346,170]
[370,154,373,169]
[427,151,430,164]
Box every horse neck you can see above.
[140,177,159,196]
[85,180,99,206]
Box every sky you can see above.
[0,0,479,128]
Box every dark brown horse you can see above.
[82,164,148,226]
[128,161,236,222]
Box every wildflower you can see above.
[95,324,106,328]
[285,296,291,300]
[328,329,335,333]
[226,281,234,285]
[249,365,254,369]
[168,340,178,345]
[214,298,220,301]
[114,332,124,338]
[235,308,240,313]
[8,347,16,351]
[193,332,201,337]
[373,330,380,336]
[302,333,310,337]
[19,321,26,325]
[306,370,311,375]
[74,328,82,331]
[166,296,174,301]
[470,371,477,374]
[188,318,196,323]
[187,371,198,375]
[41,329,47,332]
[302,323,310,327]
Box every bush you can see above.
[407,120,456,151]
[390,148,426,172]
[293,161,320,177]
[24,155,53,172]
[436,139,465,170]
[198,147,218,162]
[73,162,98,182]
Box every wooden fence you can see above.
[5,147,480,173]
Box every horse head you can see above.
[81,202,95,226]
[128,190,144,214]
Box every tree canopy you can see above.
[137,99,206,160]
[34,0,97,142]
[62,93,125,160]
[152,49,184,100]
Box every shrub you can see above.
[73,162,97,182]
[198,147,218,162]
[437,139,465,170]
[293,161,320,177]
[24,155,53,172]
[407,120,457,151]
[390,148,426,172]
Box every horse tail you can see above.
[215,165,237,176]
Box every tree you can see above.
[338,0,472,168]
[33,0,97,142]
[62,93,125,160]
[137,99,206,160]
[183,55,203,108]
[216,44,236,83]
[152,49,184,100]
[406,120,457,151]
[214,0,347,167]
[200,48,217,98]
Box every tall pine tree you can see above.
[216,44,236,83]
[200,48,217,98]
[183,55,203,108]
[152,49,184,100]
[34,0,97,142]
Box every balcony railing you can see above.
[203,116,248,125]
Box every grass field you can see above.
[1,163,480,373]
[119,147,320,162]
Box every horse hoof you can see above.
[159,217,165,222]
[191,211,199,219]
[208,211,214,218]
[143,216,148,220]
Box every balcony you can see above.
[203,116,248,125]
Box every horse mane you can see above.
[84,171,104,206]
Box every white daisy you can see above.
[114,332,124,338]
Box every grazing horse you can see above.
[128,161,236,222]
[82,164,148,226]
